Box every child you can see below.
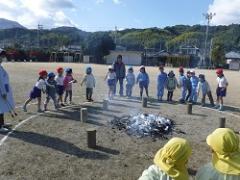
[63,68,77,104]
[178,67,187,103]
[55,67,65,106]
[157,66,168,101]
[166,71,178,102]
[197,74,214,107]
[215,68,228,111]
[185,71,192,102]
[190,70,199,103]
[104,66,116,100]
[44,72,59,111]
[136,66,149,99]
[23,70,48,112]
[125,67,135,98]
[81,67,96,102]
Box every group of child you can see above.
[177,67,228,111]
[22,67,78,112]
[22,64,228,112]
[105,65,149,100]
[105,65,228,111]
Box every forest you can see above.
[0,24,240,63]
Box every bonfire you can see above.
[111,113,174,138]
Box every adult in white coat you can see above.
[0,49,15,132]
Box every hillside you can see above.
[0,21,240,54]
[0,18,26,29]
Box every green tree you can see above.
[85,32,115,63]
[211,43,225,66]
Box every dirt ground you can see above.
[0,62,240,180]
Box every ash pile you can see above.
[111,113,174,138]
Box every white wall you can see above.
[229,60,240,70]
[106,51,142,65]
[83,56,90,63]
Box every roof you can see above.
[146,50,170,58]
[109,50,143,55]
[225,51,240,59]
[180,45,199,50]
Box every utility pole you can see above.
[37,24,43,48]
[114,26,118,45]
[209,38,213,68]
[202,12,216,68]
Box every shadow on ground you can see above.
[4,131,111,160]
[40,106,108,127]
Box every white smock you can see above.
[0,65,15,114]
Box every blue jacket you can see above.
[197,80,211,95]
[191,76,199,89]
[179,75,187,88]
[157,72,168,87]
[113,62,126,78]
[137,72,149,85]
[126,73,135,86]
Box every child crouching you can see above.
[125,67,135,97]
[44,72,59,111]
[81,67,96,102]
[166,71,178,102]
[197,74,214,107]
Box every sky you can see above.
[0,0,240,31]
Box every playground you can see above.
[1,62,240,180]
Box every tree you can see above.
[211,43,225,67]
[85,32,115,63]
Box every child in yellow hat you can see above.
[196,128,240,179]
[139,137,192,180]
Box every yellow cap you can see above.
[207,128,240,175]
[154,137,192,180]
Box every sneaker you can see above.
[23,105,27,112]
[214,105,220,109]
[179,99,185,104]
[218,106,224,111]
[0,127,10,133]
[60,103,65,107]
